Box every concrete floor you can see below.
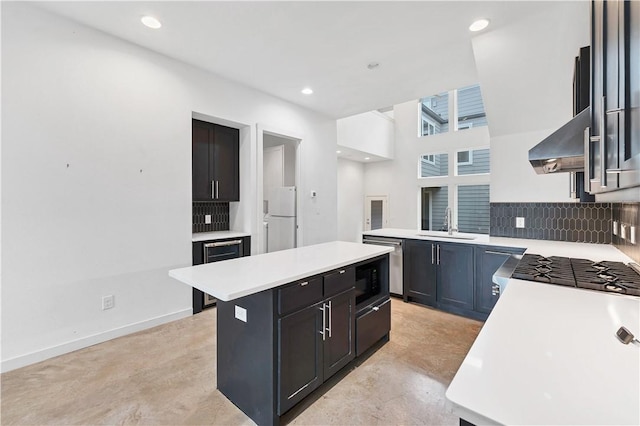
[1,298,482,425]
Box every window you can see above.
[419,84,487,137]
[457,184,490,234]
[419,153,448,178]
[457,84,487,130]
[456,148,490,176]
[421,186,449,231]
[457,150,472,166]
[420,92,449,136]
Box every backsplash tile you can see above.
[490,202,612,244]
[192,202,229,233]
[612,203,640,263]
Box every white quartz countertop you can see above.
[446,279,640,425]
[169,241,393,301]
[192,231,250,242]
[363,228,634,263]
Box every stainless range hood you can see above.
[528,106,590,174]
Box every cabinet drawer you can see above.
[356,298,391,356]
[278,277,323,316]
[323,267,355,298]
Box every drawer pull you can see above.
[372,306,380,312]
[339,270,346,274]
[300,281,309,286]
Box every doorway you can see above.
[364,195,388,231]
[262,133,299,253]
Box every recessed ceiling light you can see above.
[469,19,490,32]
[364,157,370,160]
[336,150,342,154]
[141,16,162,29]
[367,62,380,70]
[301,87,313,95]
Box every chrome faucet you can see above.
[444,207,457,235]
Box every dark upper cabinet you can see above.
[404,239,437,306]
[192,119,239,202]
[436,242,474,311]
[590,0,640,194]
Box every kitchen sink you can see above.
[416,233,477,240]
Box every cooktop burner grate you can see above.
[512,254,640,296]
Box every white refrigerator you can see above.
[266,186,296,252]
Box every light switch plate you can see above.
[235,305,247,322]
[516,217,525,228]
[613,221,619,235]
[205,214,212,224]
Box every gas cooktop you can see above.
[512,254,640,297]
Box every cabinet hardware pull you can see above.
[372,306,379,312]
[600,95,607,188]
[204,239,243,248]
[606,107,624,114]
[300,281,309,286]
[319,305,326,341]
[584,127,591,192]
[485,250,513,256]
[327,301,332,338]
[437,245,441,265]
[431,244,435,264]
[216,181,219,199]
[606,169,625,174]
[339,270,345,274]
[211,180,215,199]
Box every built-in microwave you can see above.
[355,264,380,306]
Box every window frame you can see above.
[456,149,473,166]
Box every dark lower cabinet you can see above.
[474,246,525,315]
[436,243,474,312]
[322,289,356,379]
[277,301,324,415]
[404,239,437,305]
[404,238,525,320]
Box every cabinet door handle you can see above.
[437,245,441,265]
[431,244,435,265]
[372,306,379,312]
[606,107,624,114]
[327,301,332,338]
[216,180,219,199]
[600,95,607,188]
[211,180,215,199]
[339,270,346,274]
[319,305,326,341]
[300,281,309,287]
[584,127,591,192]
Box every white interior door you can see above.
[364,195,388,231]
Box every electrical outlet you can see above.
[235,305,247,322]
[102,295,114,310]
[613,221,619,235]
[631,226,637,245]
[310,190,317,198]
[205,214,212,224]
[516,217,525,228]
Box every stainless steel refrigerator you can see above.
[266,186,296,252]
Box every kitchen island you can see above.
[169,241,393,425]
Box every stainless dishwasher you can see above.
[362,236,403,296]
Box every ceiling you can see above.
[35,1,560,119]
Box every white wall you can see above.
[337,111,394,159]
[337,159,364,243]
[1,3,337,371]
[364,101,491,230]
[471,1,590,202]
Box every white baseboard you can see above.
[1,308,192,373]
